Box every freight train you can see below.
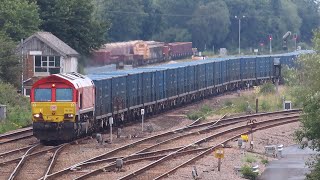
[30,51,312,142]
[92,41,193,67]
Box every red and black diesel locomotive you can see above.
[31,72,95,141]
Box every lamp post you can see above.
[235,15,245,55]
[269,34,273,54]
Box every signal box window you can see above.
[56,88,73,102]
[34,55,61,74]
[25,88,31,97]
[34,88,52,102]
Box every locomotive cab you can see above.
[31,73,95,141]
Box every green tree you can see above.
[152,27,191,42]
[155,0,198,27]
[140,0,163,40]
[152,0,197,42]
[189,1,230,50]
[293,0,320,43]
[96,0,315,53]
[287,30,320,178]
[100,0,146,41]
[37,0,106,56]
[0,33,20,87]
[0,0,40,41]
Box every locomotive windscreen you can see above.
[56,88,73,102]
[34,88,52,102]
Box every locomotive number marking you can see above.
[51,105,57,111]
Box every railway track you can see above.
[0,138,87,180]
[151,118,298,180]
[0,127,33,145]
[118,115,299,180]
[39,109,300,180]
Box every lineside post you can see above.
[141,109,145,132]
[214,144,225,172]
[109,117,113,143]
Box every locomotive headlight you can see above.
[34,114,40,118]
[64,114,74,118]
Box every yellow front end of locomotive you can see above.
[31,102,76,123]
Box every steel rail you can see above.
[0,146,59,166]
[154,118,299,180]
[0,127,32,139]
[0,132,34,145]
[43,143,68,180]
[135,118,242,154]
[71,115,255,179]
[74,147,211,180]
[73,114,299,180]
[73,146,185,168]
[0,145,33,158]
[0,137,89,167]
[8,143,41,180]
[42,110,299,179]
[118,115,299,180]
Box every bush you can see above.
[260,100,270,111]
[260,83,275,94]
[200,104,212,114]
[243,154,257,163]
[241,165,259,180]
[0,82,31,133]
[261,158,269,165]
[224,100,233,107]
[239,102,249,112]
[187,104,213,120]
[187,111,204,120]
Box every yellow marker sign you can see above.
[214,148,225,159]
[241,134,249,142]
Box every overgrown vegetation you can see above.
[242,154,257,163]
[0,82,31,133]
[186,82,291,121]
[259,82,276,94]
[261,158,269,165]
[187,104,213,120]
[284,29,320,179]
[216,88,286,115]
[240,165,259,180]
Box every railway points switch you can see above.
[116,158,123,171]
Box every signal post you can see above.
[214,144,225,171]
